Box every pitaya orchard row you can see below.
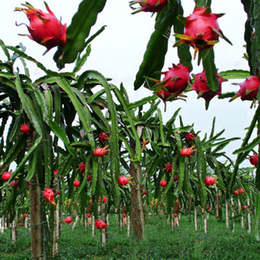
[0,0,260,259]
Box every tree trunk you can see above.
[101,203,107,245]
[194,206,198,231]
[0,216,5,233]
[203,209,207,234]
[24,216,28,229]
[52,202,59,256]
[72,215,79,231]
[130,160,145,240]
[231,196,235,233]
[11,220,17,242]
[92,214,95,237]
[248,198,251,233]
[30,174,43,260]
[216,192,219,219]
[238,199,244,228]
[225,199,229,228]
[127,215,131,237]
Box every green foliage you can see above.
[1,216,260,259]
[54,0,107,69]
[134,1,186,90]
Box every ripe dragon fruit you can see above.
[16,2,67,54]
[95,219,107,229]
[130,0,168,14]
[1,171,12,181]
[155,64,191,97]
[180,146,196,157]
[73,179,80,187]
[175,7,231,58]
[248,153,258,166]
[93,146,109,157]
[204,176,216,186]
[64,216,73,224]
[43,188,54,203]
[160,179,167,187]
[117,176,130,186]
[236,76,260,101]
[192,70,225,105]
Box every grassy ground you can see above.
[0,214,260,259]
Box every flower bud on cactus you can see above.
[99,196,107,203]
[16,2,67,54]
[53,169,58,177]
[10,180,19,188]
[20,124,30,134]
[164,163,172,174]
[174,175,179,182]
[78,163,86,174]
[185,132,196,142]
[98,132,109,142]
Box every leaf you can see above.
[202,49,219,92]
[54,0,107,68]
[218,69,250,79]
[116,95,158,111]
[56,77,96,150]
[45,89,53,121]
[233,135,260,154]
[47,120,76,156]
[1,137,42,189]
[15,74,42,136]
[73,45,92,74]
[34,89,48,121]
[134,6,179,90]
[0,39,10,60]
[0,136,26,173]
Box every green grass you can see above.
[0,215,260,259]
